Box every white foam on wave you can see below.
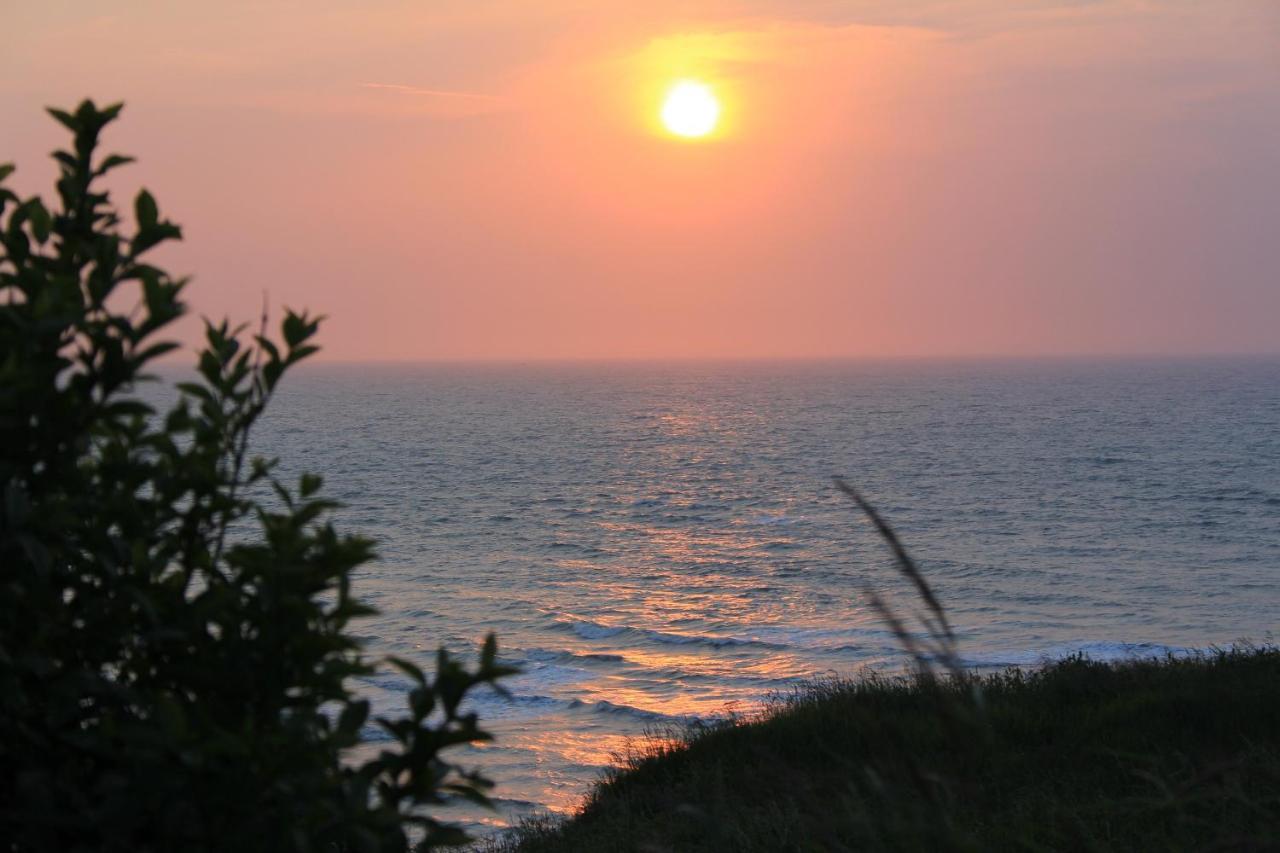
[743,624,901,650]
[568,697,690,723]
[568,621,627,640]
[548,612,915,654]
[960,641,1193,668]
[518,646,626,664]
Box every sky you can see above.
[3,1,1279,360]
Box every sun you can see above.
[660,80,720,139]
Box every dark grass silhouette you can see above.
[485,482,1280,852]
[492,649,1280,852]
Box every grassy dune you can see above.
[490,648,1280,852]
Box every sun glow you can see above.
[660,80,720,138]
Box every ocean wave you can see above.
[568,698,688,723]
[461,689,569,721]
[739,624,902,649]
[565,620,627,640]
[553,616,785,650]
[747,514,801,525]
[959,641,1193,668]
[517,647,626,665]
[1199,485,1280,505]
[463,689,690,726]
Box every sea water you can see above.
[245,358,1278,831]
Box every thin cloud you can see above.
[361,82,502,102]
[357,82,508,118]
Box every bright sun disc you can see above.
[661,81,720,138]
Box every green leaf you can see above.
[132,221,182,255]
[299,472,323,498]
[26,199,51,244]
[338,700,370,734]
[409,687,434,719]
[386,656,426,685]
[481,633,498,669]
[46,107,78,132]
[133,341,181,364]
[135,189,158,230]
[97,154,136,175]
[52,151,77,173]
[282,312,305,348]
[442,783,494,809]
[105,400,154,418]
[255,336,281,363]
[0,163,13,183]
[288,344,320,363]
[176,381,215,404]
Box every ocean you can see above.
[247,358,1278,832]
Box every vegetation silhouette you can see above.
[0,100,514,853]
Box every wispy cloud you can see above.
[361,82,502,102]
[358,82,507,117]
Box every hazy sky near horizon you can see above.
[3,1,1279,360]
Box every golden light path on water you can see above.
[463,514,884,818]
[324,380,912,836]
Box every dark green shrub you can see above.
[0,100,513,853]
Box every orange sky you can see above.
[3,1,1279,360]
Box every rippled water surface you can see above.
[248,359,1279,830]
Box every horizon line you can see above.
[151,351,1280,368]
